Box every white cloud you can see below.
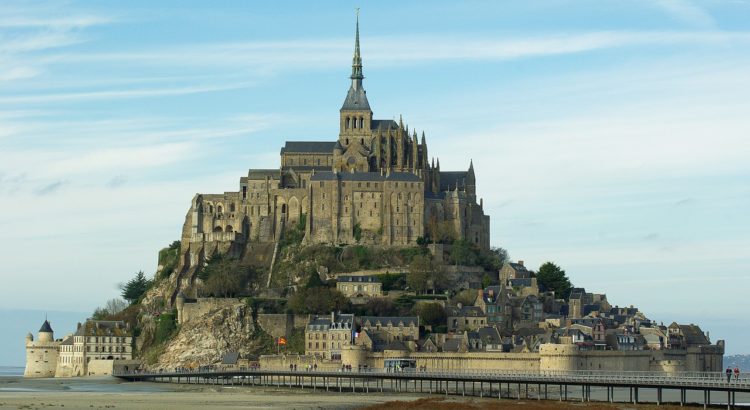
[653,0,716,28]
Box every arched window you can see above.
[359,117,364,128]
[346,138,349,145]
[225,225,234,233]
[346,117,350,128]
[360,138,364,145]
[213,226,223,232]
[217,205,223,214]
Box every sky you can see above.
[0,0,749,366]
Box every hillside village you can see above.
[24,16,724,378]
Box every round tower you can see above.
[24,320,60,378]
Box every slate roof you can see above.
[60,335,74,346]
[280,141,336,154]
[447,306,485,317]
[371,119,398,130]
[338,275,380,283]
[678,324,710,346]
[74,320,129,337]
[474,327,502,344]
[359,316,419,327]
[39,320,53,333]
[341,86,371,111]
[310,171,421,182]
[222,352,240,365]
[307,313,354,331]
[509,278,533,287]
[439,171,468,191]
[442,338,463,352]
[247,169,280,180]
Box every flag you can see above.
[277,336,287,346]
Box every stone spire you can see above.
[350,10,364,90]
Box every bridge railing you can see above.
[112,367,750,387]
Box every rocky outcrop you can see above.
[151,298,264,370]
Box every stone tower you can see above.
[337,12,373,172]
[24,319,60,378]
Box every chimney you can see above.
[518,260,524,266]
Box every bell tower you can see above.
[339,10,373,154]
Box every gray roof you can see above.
[247,169,280,180]
[371,119,397,130]
[509,278,533,287]
[60,336,74,346]
[439,171,468,191]
[359,316,419,327]
[222,352,240,365]
[338,275,380,283]
[281,141,336,154]
[310,171,421,182]
[442,338,463,352]
[475,327,502,344]
[341,86,371,111]
[39,320,53,333]
[447,306,485,317]
[307,313,354,331]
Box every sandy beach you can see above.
[0,376,721,409]
[0,376,427,409]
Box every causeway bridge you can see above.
[114,368,750,408]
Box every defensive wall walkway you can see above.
[114,368,750,408]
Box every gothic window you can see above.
[346,117,350,128]
[359,117,363,128]
[217,205,223,214]
[242,186,247,199]
[360,138,364,145]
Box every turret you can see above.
[339,11,372,142]
[38,320,53,342]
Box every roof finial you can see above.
[350,9,364,88]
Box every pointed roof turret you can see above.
[39,319,53,333]
[421,131,426,145]
[351,10,363,83]
[341,10,370,111]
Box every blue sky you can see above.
[1,1,749,365]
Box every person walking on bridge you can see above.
[726,367,733,383]
[734,366,740,381]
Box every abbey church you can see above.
[177,18,490,279]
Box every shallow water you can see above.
[0,366,24,377]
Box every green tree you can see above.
[481,273,492,289]
[407,254,432,294]
[413,303,447,327]
[121,271,151,304]
[450,239,476,266]
[287,287,350,314]
[537,261,573,299]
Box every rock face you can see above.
[153,299,262,370]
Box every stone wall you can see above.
[256,313,308,339]
[24,340,59,378]
[177,297,245,325]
